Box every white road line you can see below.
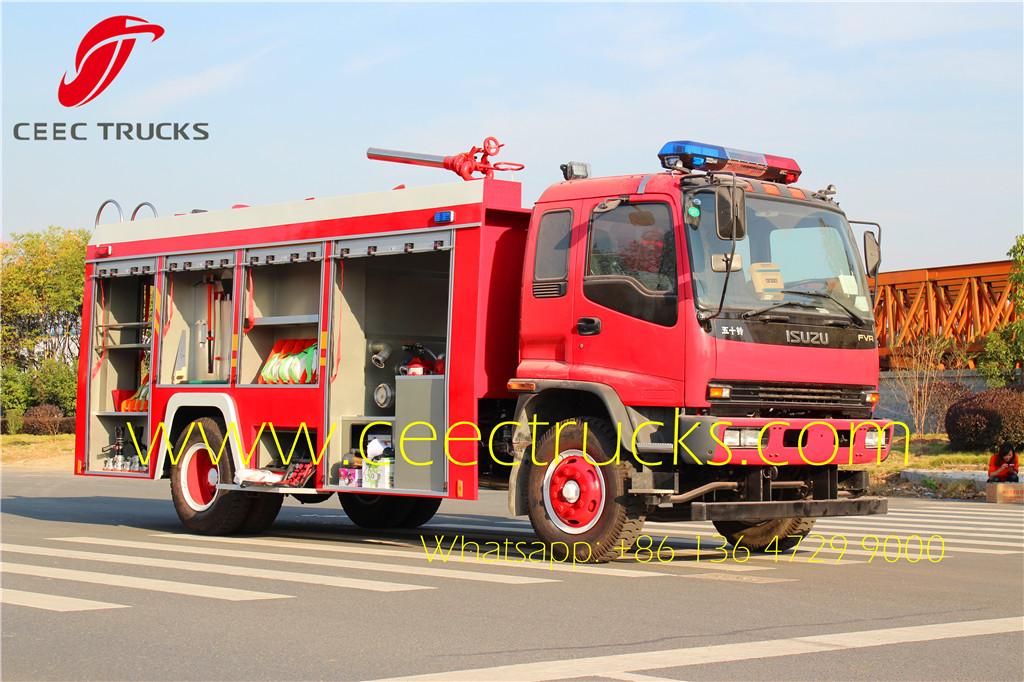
[0,560,289,601]
[646,523,1020,546]
[2,543,425,593]
[798,531,1020,549]
[643,525,1023,549]
[381,616,1024,681]
[635,529,1015,555]
[816,517,1024,530]
[901,500,1021,510]
[681,572,796,584]
[645,520,1024,537]
[602,672,683,681]
[52,537,556,586]
[0,587,128,612]
[886,509,1024,520]
[148,533,671,578]
[271,531,776,573]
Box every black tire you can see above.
[239,493,284,533]
[526,417,646,563]
[338,493,414,529]
[169,418,251,535]
[398,497,442,528]
[713,516,816,551]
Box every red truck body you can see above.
[75,141,893,561]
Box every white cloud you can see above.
[122,46,273,118]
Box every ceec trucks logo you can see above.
[10,15,208,142]
[58,15,164,108]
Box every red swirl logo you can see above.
[58,15,164,108]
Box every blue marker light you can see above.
[433,210,455,224]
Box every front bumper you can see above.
[637,416,897,466]
[688,496,887,521]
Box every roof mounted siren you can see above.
[658,140,802,184]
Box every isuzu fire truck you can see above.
[76,138,894,562]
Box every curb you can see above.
[900,469,987,485]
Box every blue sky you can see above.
[3,2,1021,270]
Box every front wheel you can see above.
[169,418,252,534]
[713,517,816,551]
[527,417,646,563]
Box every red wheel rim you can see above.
[182,445,218,510]
[543,452,605,534]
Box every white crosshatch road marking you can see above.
[0,587,128,612]
[0,560,289,601]
[147,532,672,578]
[380,616,1024,681]
[52,537,558,585]
[2,543,427,592]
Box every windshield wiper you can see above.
[781,289,868,328]
[741,300,820,320]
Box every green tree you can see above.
[1,364,31,412]
[29,359,78,416]
[978,235,1024,387]
[1,226,89,368]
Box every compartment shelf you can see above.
[97,343,152,351]
[251,314,319,327]
[96,411,149,418]
[96,322,151,329]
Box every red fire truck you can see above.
[76,138,894,562]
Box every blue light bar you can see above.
[658,140,802,184]
[433,210,455,224]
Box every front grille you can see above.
[716,381,868,411]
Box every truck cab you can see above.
[508,141,893,561]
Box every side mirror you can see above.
[863,230,881,278]
[715,185,746,240]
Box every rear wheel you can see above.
[338,493,414,529]
[239,493,284,533]
[713,517,816,551]
[170,418,251,534]
[398,497,442,528]
[527,417,646,563]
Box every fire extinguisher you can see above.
[398,343,444,376]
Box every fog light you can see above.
[740,428,761,448]
[864,430,887,449]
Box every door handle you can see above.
[577,317,602,336]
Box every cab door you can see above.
[569,195,685,405]
[518,202,582,379]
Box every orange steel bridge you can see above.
[870,260,1015,368]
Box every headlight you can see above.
[723,428,740,447]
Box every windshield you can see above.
[684,192,873,320]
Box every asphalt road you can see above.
[2,468,1022,681]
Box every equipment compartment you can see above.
[158,259,234,385]
[325,242,451,492]
[239,247,323,385]
[87,271,155,474]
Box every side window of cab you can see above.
[584,202,677,326]
[531,209,573,298]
